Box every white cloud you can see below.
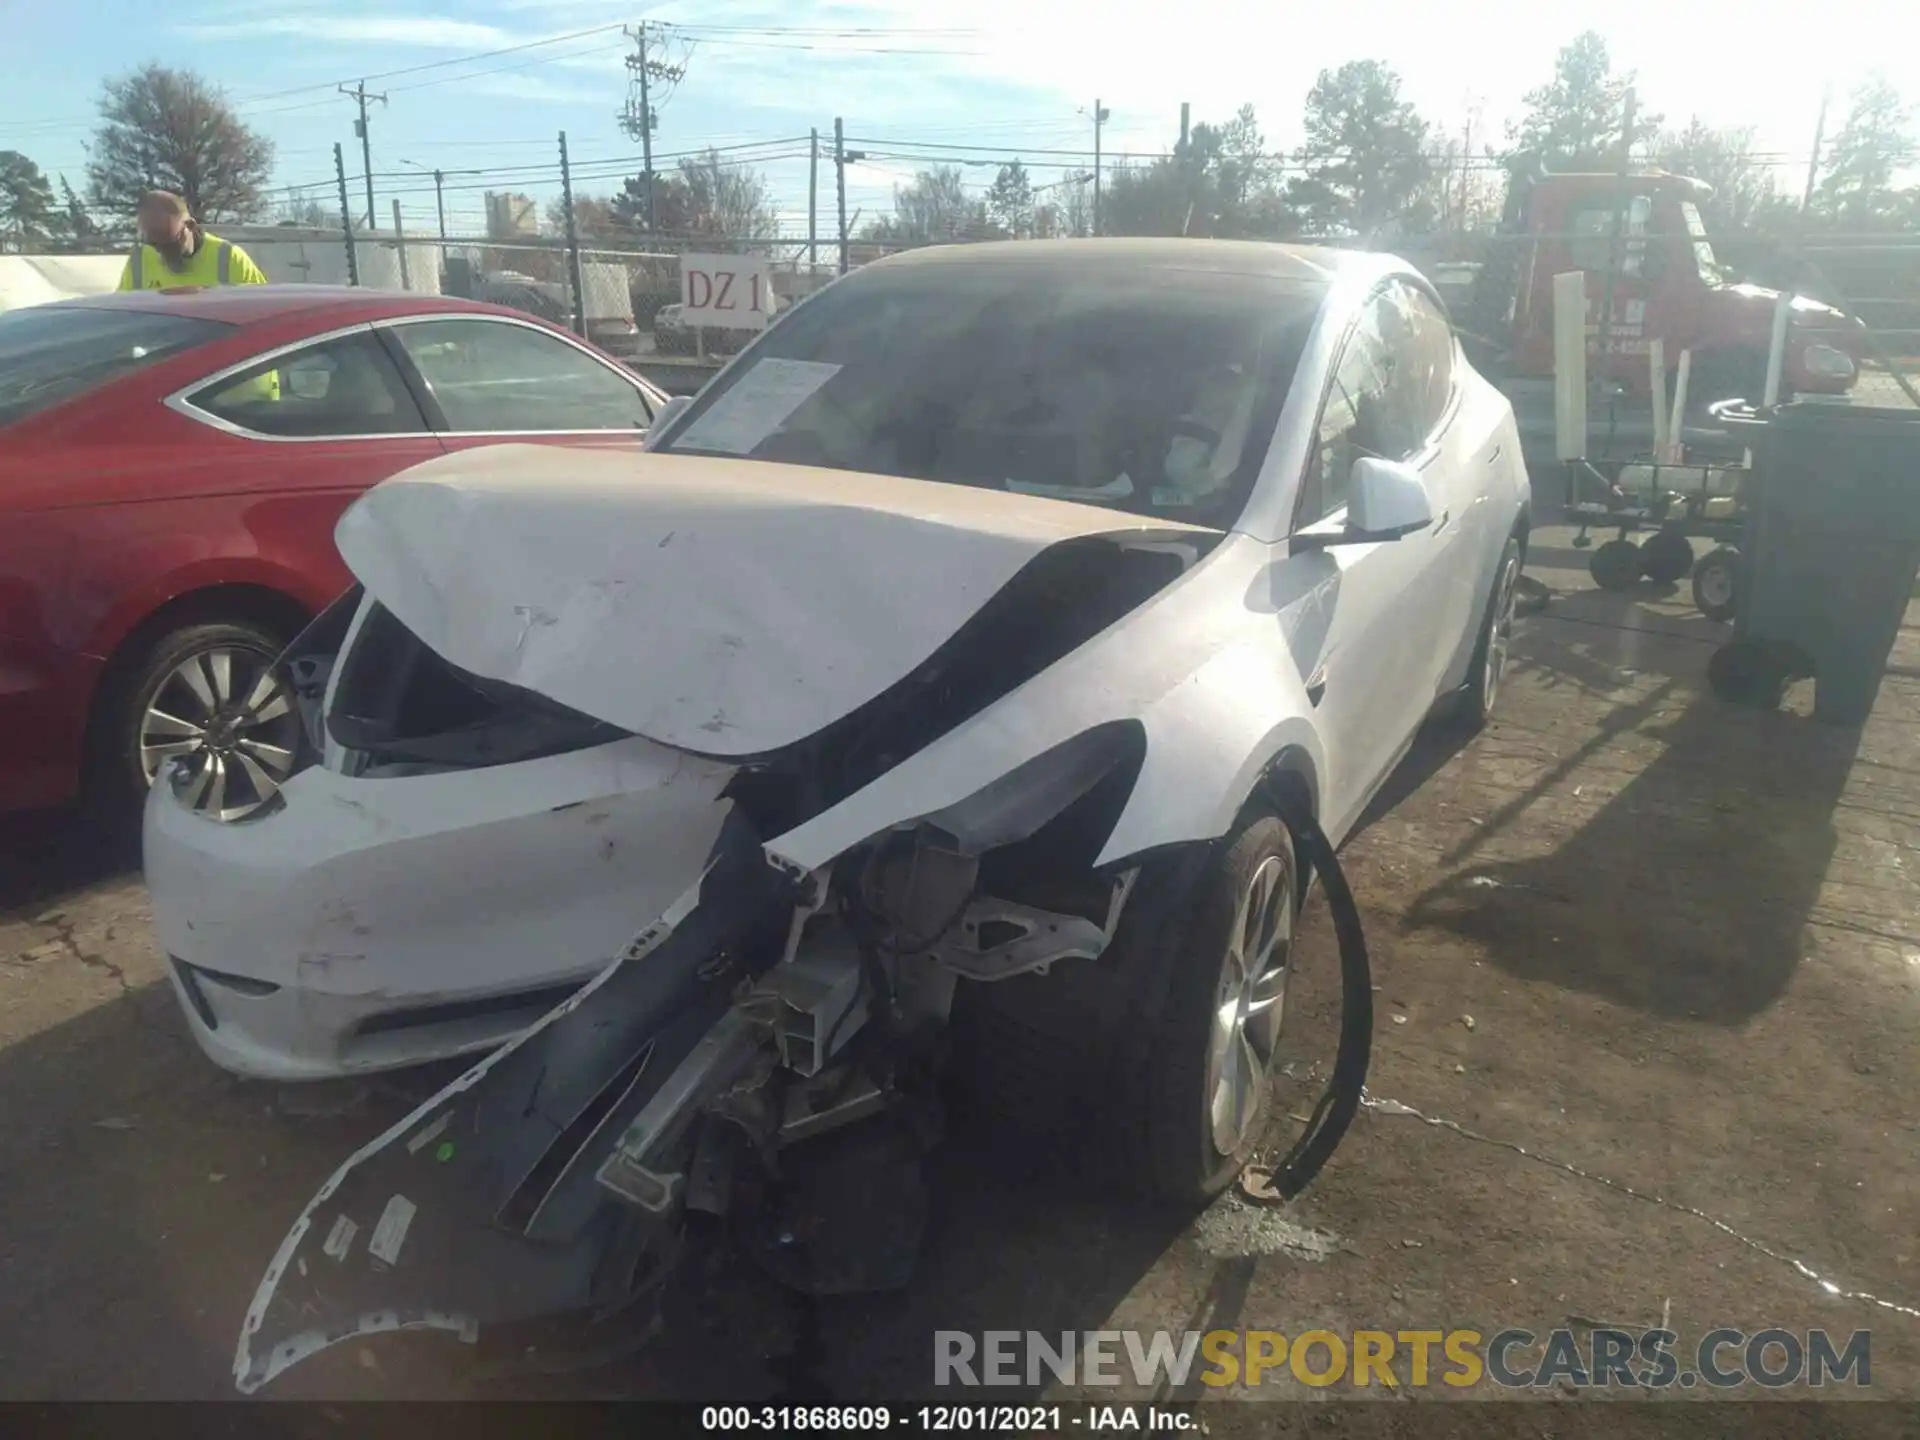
[465,73,606,105]
[180,15,514,48]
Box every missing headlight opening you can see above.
[326,599,630,773]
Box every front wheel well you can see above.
[1255,753,1319,909]
[101,583,312,678]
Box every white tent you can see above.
[0,255,128,312]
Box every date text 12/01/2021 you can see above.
[700,1406,1194,1432]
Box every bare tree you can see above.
[676,150,778,241]
[1655,120,1778,231]
[544,193,626,243]
[1815,74,1917,230]
[866,166,987,244]
[86,64,274,223]
[1058,176,1093,237]
[60,175,103,247]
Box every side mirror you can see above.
[1291,457,1433,551]
[1347,457,1434,538]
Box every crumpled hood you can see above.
[335,444,1211,757]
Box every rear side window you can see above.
[390,318,654,433]
[186,331,428,438]
[0,306,231,429]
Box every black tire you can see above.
[1128,814,1299,1204]
[1457,537,1523,731]
[1589,538,1642,592]
[1691,546,1741,623]
[87,618,297,825]
[1639,528,1695,585]
[949,813,1299,1207]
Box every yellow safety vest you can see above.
[119,233,267,291]
[121,235,279,403]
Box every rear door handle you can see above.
[1485,443,1503,463]
[1305,666,1328,706]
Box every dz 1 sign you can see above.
[680,253,776,330]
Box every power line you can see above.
[0,23,627,137]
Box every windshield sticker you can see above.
[675,358,841,455]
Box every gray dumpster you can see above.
[1708,401,1920,726]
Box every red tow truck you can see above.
[1450,158,1868,407]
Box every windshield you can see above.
[0,306,232,430]
[1680,202,1727,285]
[661,260,1324,526]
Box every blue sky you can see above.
[0,0,1905,241]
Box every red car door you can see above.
[376,314,662,460]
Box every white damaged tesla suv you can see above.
[147,241,1529,1385]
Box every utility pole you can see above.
[636,23,653,231]
[333,143,359,285]
[433,169,447,245]
[1799,87,1831,218]
[833,118,865,275]
[559,130,586,338]
[341,81,387,230]
[1178,102,1190,158]
[622,23,687,234]
[808,127,819,270]
[835,118,849,274]
[1091,99,1111,236]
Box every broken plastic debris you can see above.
[1461,1015,1476,1031]
[1466,875,1505,889]
[91,1117,136,1130]
[1392,1014,1408,1025]
[208,1173,226,1183]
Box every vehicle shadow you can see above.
[1401,682,1854,1023]
[0,967,1202,1403]
[810,1124,1201,1402]
[0,807,139,916]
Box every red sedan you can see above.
[0,285,672,820]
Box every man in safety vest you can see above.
[117,190,268,290]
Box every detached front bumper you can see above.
[143,735,736,1080]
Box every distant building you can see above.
[485,192,539,240]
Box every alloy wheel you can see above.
[140,646,301,821]
[1483,553,1521,715]
[1205,853,1294,1157]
